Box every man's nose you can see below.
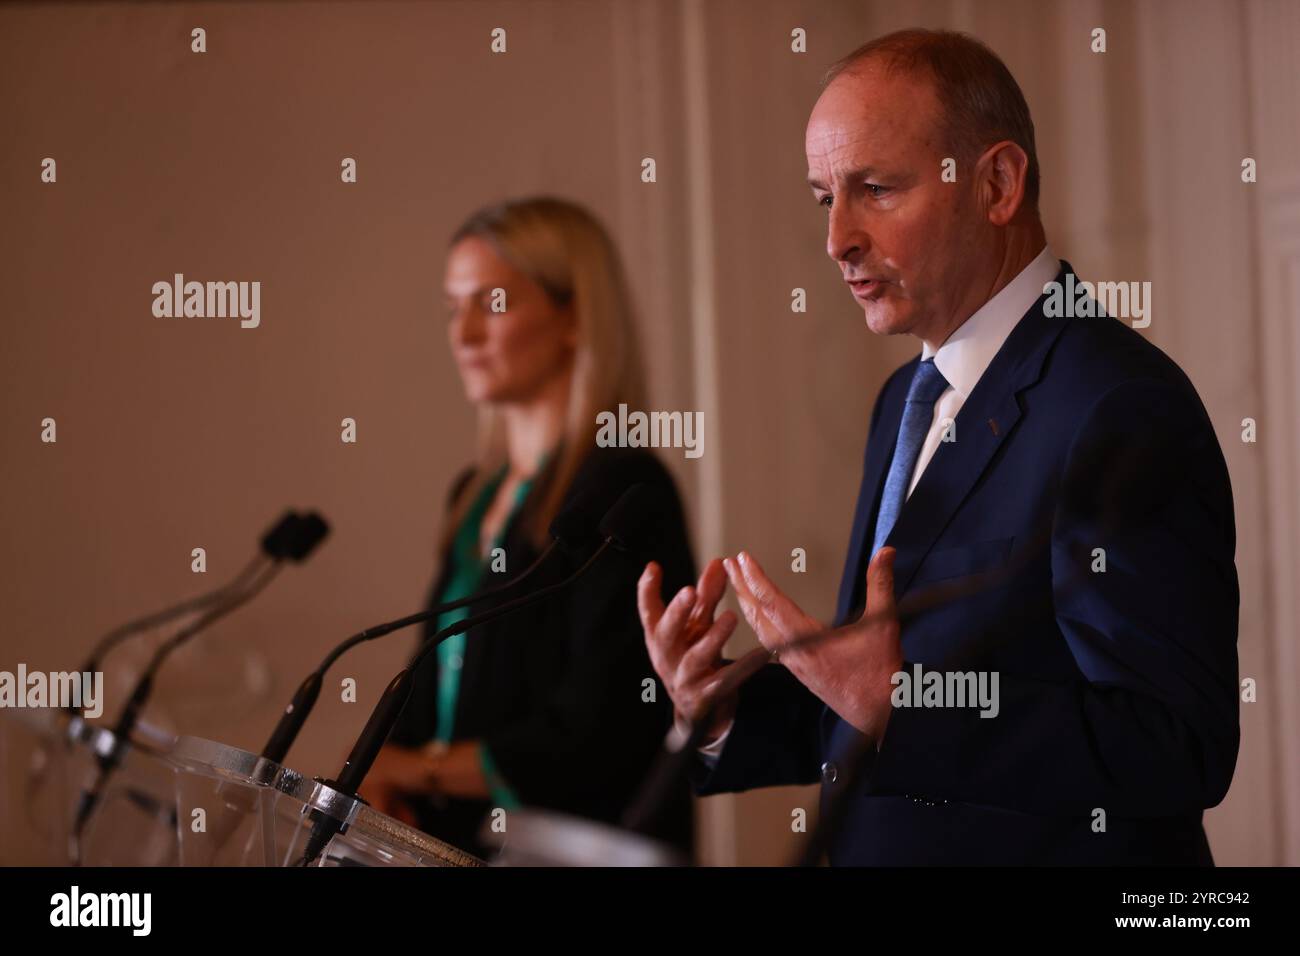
[826,201,866,264]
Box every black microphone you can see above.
[261,510,308,560]
[69,512,330,857]
[297,484,660,866]
[258,487,612,766]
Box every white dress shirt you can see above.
[694,245,1061,760]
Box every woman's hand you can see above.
[356,741,492,817]
[423,741,490,799]
[356,744,437,824]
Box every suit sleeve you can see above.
[867,378,1240,817]
[691,664,825,793]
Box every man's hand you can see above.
[638,558,740,744]
[724,547,902,742]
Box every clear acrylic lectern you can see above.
[167,735,483,867]
[0,706,179,865]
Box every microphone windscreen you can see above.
[260,511,302,560]
[597,483,667,556]
[287,512,330,561]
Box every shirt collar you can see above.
[921,245,1060,399]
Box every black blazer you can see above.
[389,446,697,857]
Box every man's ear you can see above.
[978,140,1030,226]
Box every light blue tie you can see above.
[871,358,950,559]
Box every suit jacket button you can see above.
[820,762,838,784]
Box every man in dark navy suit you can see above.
[637,29,1239,865]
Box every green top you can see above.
[433,466,534,809]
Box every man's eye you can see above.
[866,183,891,198]
[818,195,832,209]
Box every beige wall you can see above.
[1,0,1296,866]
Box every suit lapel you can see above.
[884,266,1074,596]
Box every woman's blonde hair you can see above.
[445,196,647,548]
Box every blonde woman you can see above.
[362,197,695,856]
